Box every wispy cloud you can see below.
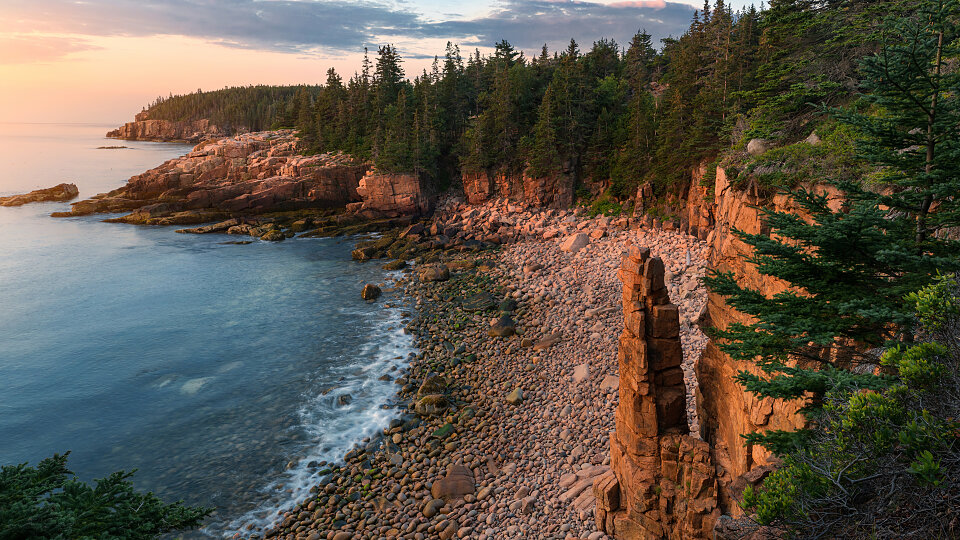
[1,0,695,60]
[0,34,100,64]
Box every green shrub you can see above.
[0,452,211,539]
[586,191,623,217]
[734,121,867,193]
[742,275,960,538]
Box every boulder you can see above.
[572,363,590,384]
[419,264,450,282]
[533,332,562,350]
[560,233,590,253]
[488,314,516,337]
[498,298,518,312]
[462,292,497,312]
[417,374,447,397]
[431,465,476,502]
[746,138,774,156]
[506,388,524,405]
[422,498,445,518]
[361,284,381,301]
[414,395,449,416]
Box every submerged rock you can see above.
[260,230,285,242]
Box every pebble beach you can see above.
[255,198,710,540]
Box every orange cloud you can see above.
[0,34,99,64]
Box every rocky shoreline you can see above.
[244,197,708,540]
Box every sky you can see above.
[0,0,758,124]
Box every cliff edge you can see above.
[105,110,230,142]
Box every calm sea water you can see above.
[0,123,412,536]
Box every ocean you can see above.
[0,123,413,536]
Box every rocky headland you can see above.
[0,183,79,206]
[106,111,229,142]
[53,131,433,237]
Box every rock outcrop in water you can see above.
[53,131,371,225]
[0,183,79,206]
[58,130,438,225]
[106,111,228,142]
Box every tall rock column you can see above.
[595,246,720,539]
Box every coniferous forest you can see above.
[143,85,322,133]
[141,0,906,201]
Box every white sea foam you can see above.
[223,294,414,536]
[181,377,213,395]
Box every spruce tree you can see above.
[705,0,960,452]
[0,453,211,539]
[832,0,960,241]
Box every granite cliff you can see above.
[590,164,850,538]
[106,111,229,143]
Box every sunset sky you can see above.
[0,0,756,124]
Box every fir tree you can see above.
[705,188,958,451]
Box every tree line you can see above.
[140,0,904,201]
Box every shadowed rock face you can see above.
[0,183,79,206]
[462,170,574,208]
[52,131,371,225]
